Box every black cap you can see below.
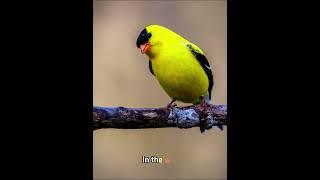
[136,28,152,48]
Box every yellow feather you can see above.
[145,25,209,103]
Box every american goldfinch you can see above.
[136,25,214,108]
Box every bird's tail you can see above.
[204,93,212,104]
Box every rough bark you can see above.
[93,104,227,132]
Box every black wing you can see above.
[148,60,155,76]
[187,44,214,100]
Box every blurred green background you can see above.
[93,0,227,179]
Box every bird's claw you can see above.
[167,102,177,109]
[198,97,223,132]
[166,99,177,109]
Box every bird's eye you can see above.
[147,33,152,38]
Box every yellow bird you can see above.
[136,25,214,108]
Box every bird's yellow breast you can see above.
[151,44,209,103]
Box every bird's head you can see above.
[136,27,152,55]
[136,25,175,57]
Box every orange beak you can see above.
[140,42,151,54]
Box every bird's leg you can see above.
[199,96,223,132]
[200,96,207,112]
[166,99,177,116]
[167,99,177,109]
[199,96,210,133]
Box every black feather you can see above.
[148,60,155,76]
[187,44,214,100]
[136,28,152,48]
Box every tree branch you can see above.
[93,104,227,131]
